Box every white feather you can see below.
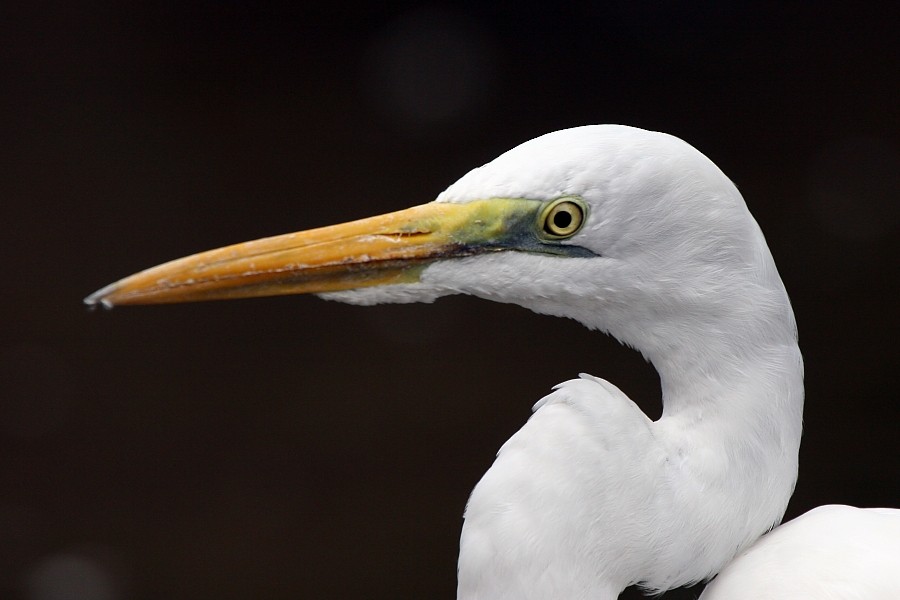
[701,505,900,599]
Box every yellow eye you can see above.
[540,198,586,238]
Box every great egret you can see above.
[87,125,815,598]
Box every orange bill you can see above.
[84,198,559,307]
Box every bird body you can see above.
[88,126,811,598]
[700,505,900,599]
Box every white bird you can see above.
[85,125,892,598]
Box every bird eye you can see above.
[540,198,586,239]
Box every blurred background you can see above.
[2,2,898,599]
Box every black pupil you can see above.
[553,209,573,229]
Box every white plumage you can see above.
[701,505,900,599]
[86,125,898,599]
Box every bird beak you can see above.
[84,198,545,307]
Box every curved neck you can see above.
[640,310,805,587]
[657,329,800,409]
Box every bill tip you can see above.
[84,284,118,310]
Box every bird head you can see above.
[85,125,791,355]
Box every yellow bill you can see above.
[84,197,592,308]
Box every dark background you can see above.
[2,2,898,599]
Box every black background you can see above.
[3,2,898,599]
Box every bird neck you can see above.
[645,306,804,579]
[600,270,804,425]
[652,328,804,470]
[651,315,803,423]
